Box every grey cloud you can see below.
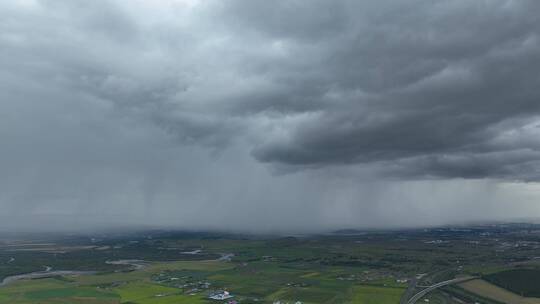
[2,0,540,232]
[245,1,540,180]
[216,0,349,41]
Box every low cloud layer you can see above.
[1,0,540,232]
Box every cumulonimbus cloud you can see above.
[2,0,540,232]
[3,0,540,181]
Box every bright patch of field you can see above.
[0,259,400,304]
[347,285,405,304]
[209,262,312,297]
[0,277,205,304]
[462,265,510,275]
[0,278,119,304]
[1,278,68,292]
[24,287,115,300]
[134,295,206,304]
[0,260,227,304]
[460,279,540,304]
[113,281,205,304]
[114,282,179,301]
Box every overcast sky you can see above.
[2,0,540,233]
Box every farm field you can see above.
[347,285,404,304]
[2,224,540,303]
[459,279,540,304]
[0,260,405,304]
[484,269,540,298]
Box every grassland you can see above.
[2,225,540,303]
[0,277,119,304]
[0,259,406,304]
[347,285,404,304]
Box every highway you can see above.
[406,276,477,304]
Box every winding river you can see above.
[0,260,146,287]
[0,269,96,287]
[1,255,230,287]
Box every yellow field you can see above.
[460,279,540,304]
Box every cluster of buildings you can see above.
[336,270,399,283]
[153,272,213,294]
[424,239,449,244]
[207,290,305,304]
[208,290,234,301]
[285,282,309,287]
[183,280,212,295]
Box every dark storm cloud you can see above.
[2,0,540,232]
[235,0,540,180]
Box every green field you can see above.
[0,259,406,304]
[0,278,119,303]
[347,285,404,304]
[2,225,540,303]
[484,269,540,298]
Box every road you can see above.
[406,276,477,304]
[400,277,418,304]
